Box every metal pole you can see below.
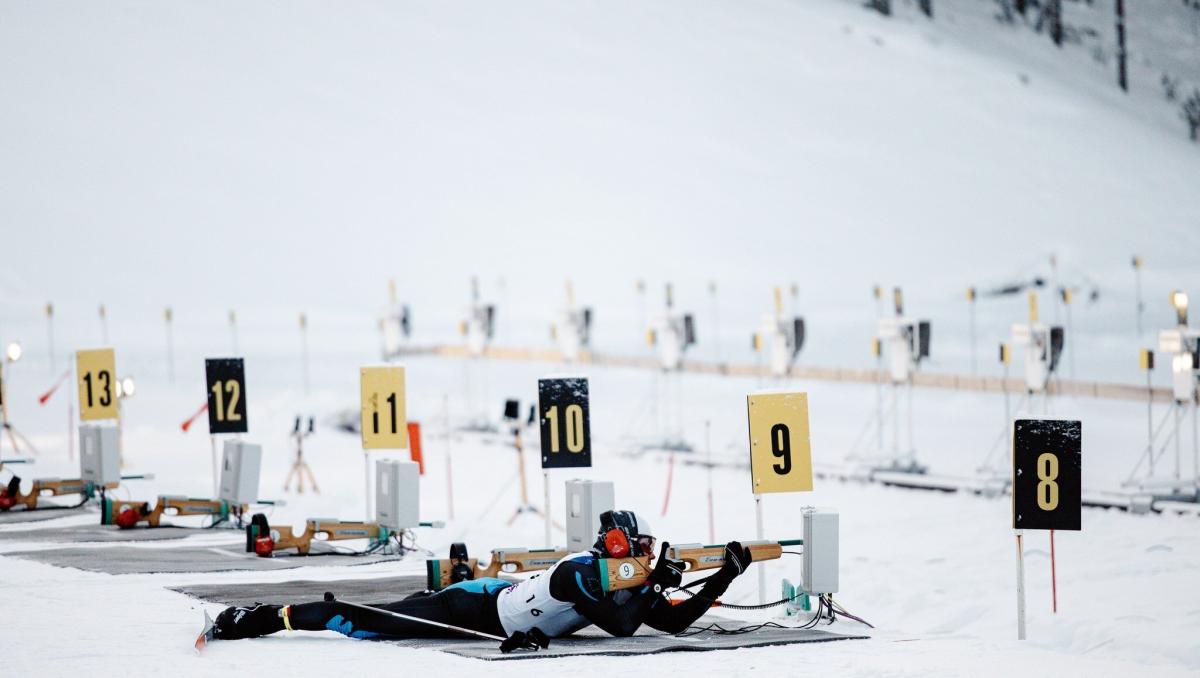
[906,378,914,460]
[68,400,75,461]
[1175,402,1182,480]
[46,304,56,375]
[754,493,766,604]
[165,310,175,384]
[1015,530,1027,640]
[706,419,715,544]
[443,394,454,521]
[1134,263,1143,337]
[1067,303,1075,381]
[364,450,372,520]
[876,353,883,454]
[969,296,977,375]
[1050,529,1057,613]
[892,383,900,460]
[543,470,552,547]
[210,435,219,496]
[1147,369,1154,478]
[1004,359,1012,468]
[1193,399,1198,483]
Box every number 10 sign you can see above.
[746,392,813,494]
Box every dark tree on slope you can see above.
[866,0,891,17]
[918,0,933,18]
[1184,90,1200,142]
[1115,0,1127,91]
[1036,0,1064,46]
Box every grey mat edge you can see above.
[421,631,870,661]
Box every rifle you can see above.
[0,474,149,512]
[246,515,443,557]
[425,539,803,592]
[599,540,802,591]
[101,495,257,528]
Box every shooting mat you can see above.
[173,575,868,659]
[0,506,88,524]
[4,543,407,574]
[0,524,221,543]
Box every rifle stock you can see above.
[102,496,245,527]
[247,519,392,555]
[427,547,570,590]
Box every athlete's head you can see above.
[593,509,656,560]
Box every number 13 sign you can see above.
[1013,418,1081,531]
[747,392,813,494]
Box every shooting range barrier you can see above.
[174,575,868,660]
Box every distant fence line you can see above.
[397,344,1174,404]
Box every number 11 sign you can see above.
[746,392,813,494]
[360,366,407,449]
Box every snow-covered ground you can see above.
[1,0,1198,676]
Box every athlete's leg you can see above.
[213,586,504,641]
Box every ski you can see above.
[194,611,215,653]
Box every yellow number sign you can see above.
[746,391,813,494]
[360,366,407,449]
[77,349,118,421]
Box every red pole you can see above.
[1050,529,1058,613]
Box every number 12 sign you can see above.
[1013,418,1081,531]
[747,392,813,494]
[361,366,407,449]
[206,358,248,434]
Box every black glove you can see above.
[645,542,683,592]
[499,628,550,653]
[716,541,753,580]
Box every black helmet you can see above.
[593,509,655,558]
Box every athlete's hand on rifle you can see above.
[716,541,753,581]
[645,542,683,591]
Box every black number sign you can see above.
[538,377,591,469]
[205,358,248,434]
[1012,418,1081,531]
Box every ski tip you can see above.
[194,611,215,654]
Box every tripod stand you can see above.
[283,416,319,494]
[506,426,542,525]
[1,366,39,460]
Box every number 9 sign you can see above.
[1013,418,1081,531]
[746,392,813,494]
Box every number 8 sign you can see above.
[1013,418,1081,531]
[746,392,813,494]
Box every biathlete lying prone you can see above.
[209,509,753,650]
